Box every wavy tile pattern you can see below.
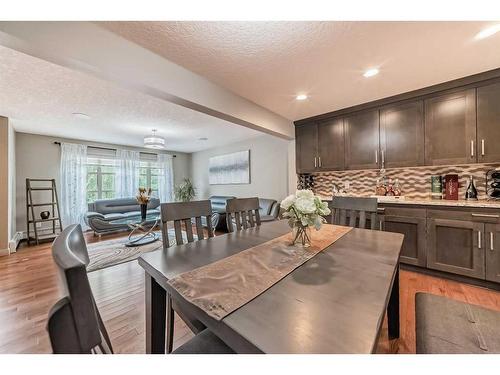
[308,163,500,199]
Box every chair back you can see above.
[161,200,214,249]
[226,197,261,232]
[47,224,112,354]
[329,196,379,230]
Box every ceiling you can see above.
[0,44,261,153]
[99,21,500,121]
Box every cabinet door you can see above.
[424,89,476,165]
[427,218,485,279]
[380,100,424,168]
[344,109,380,170]
[295,124,318,173]
[485,223,500,283]
[477,82,500,163]
[318,117,344,170]
[384,215,426,267]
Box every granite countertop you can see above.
[319,195,500,209]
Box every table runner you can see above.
[168,224,353,321]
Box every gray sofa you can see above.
[209,196,236,232]
[85,197,161,235]
[258,198,280,222]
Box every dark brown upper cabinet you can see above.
[477,81,500,163]
[424,89,476,166]
[317,117,344,170]
[380,100,424,168]
[344,109,380,170]
[295,123,318,173]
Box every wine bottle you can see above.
[465,175,478,200]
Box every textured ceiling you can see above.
[0,45,261,152]
[99,21,500,121]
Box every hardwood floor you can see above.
[1,231,499,354]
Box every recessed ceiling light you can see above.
[475,24,500,40]
[198,137,208,141]
[72,112,91,119]
[363,68,379,78]
[296,94,308,101]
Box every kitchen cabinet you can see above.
[295,123,318,173]
[424,89,476,166]
[344,109,380,170]
[427,215,485,279]
[380,100,424,168]
[381,207,426,267]
[477,81,500,163]
[317,117,344,170]
[486,223,500,283]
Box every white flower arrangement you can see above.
[280,190,331,231]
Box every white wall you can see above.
[15,132,191,234]
[8,123,15,243]
[190,134,293,202]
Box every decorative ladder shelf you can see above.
[26,178,63,246]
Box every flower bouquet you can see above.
[136,187,152,220]
[280,190,331,247]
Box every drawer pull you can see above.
[491,232,495,251]
[471,213,500,219]
[478,231,482,249]
[471,140,474,157]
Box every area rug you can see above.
[87,229,187,273]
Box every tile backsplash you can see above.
[305,163,500,199]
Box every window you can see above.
[138,160,163,198]
[86,157,117,203]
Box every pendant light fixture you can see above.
[143,129,165,149]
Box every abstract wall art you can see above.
[209,150,250,185]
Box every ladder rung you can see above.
[27,179,54,182]
[29,187,55,191]
[29,218,60,223]
[28,233,59,240]
[29,203,57,207]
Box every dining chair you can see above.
[160,200,215,353]
[329,196,379,230]
[160,200,214,250]
[47,224,113,354]
[225,197,261,232]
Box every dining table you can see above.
[138,220,404,354]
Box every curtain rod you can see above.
[53,141,176,157]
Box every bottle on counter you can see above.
[465,175,478,200]
[393,179,402,196]
[431,175,443,200]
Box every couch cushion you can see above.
[209,196,236,214]
[94,197,160,214]
[258,198,277,216]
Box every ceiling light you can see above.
[72,112,91,119]
[363,68,379,78]
[296,94,308,101]
[144,129,165,149]
[475,24,500,40]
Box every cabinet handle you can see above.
[491,232,495,251]
[375,150,378,164]
[481,139,485,156]
[470,140,474,157]
[471,213,500,219]
[314,157,317,168]
[381,150,385,166]
[478,231,482,249]
[318,156,322,168]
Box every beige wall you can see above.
[0,117,9,253]
[15,132,191,234]
[190,134,292,202]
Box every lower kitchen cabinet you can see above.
[486,223,500,283]
[382,207,426,267]
[427,218,485,279]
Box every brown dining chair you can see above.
[160,200,216,353]
[47,224,113,354]
[225,197,261,232]
[329,196,379,230]
[160,200,215,250]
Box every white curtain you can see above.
[60,142,88,228]
[115,149,140,198]
[158,153,174,203]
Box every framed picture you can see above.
[209,150,250,185]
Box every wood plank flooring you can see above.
[1,231,499,354]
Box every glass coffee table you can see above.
[109,213,161,247]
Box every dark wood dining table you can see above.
[138,220,403,354]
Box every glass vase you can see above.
[291,224,312,247]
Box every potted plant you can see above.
[174,178,196,202]
[136,187,152,221]
[280,190,331,247]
